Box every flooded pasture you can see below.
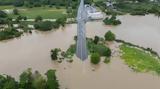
[0,15,160,89]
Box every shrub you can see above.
[15,15,23,23]
[105,31,116,41]
[13,8,19,15]
[104,57,110,64]
[52,22,60,29]
[90,53,101,64]
[34,21,53,31]
[64,44,76,58]
[103,15,121,25]
[94,44,111,57]
[51,48,59,60]
[35,16,43,22]
[93,36,99,44]
[0,27,22,41]
[46,70,59,89]
[56,16,67,27]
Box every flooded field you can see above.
[0,15,160,89]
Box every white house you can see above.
[85,5,104,20]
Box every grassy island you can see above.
[120,44,160,74]
[51,31,113,65]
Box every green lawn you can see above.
[10,7,66,19]
[120,44,160,75]
[0,5,14,10]
[0,6,66,19]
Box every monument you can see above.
[76,0,88,61]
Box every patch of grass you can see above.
[7,7,66,19]
[120,44,160,74]
[0,5,14,10]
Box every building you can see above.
[85,5,104,20]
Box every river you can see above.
[0,15,160,89]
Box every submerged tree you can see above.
[91,53,101,64]
[105,31,116,41]
[46,70,59,89]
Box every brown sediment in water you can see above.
[0,15,160,89]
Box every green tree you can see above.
[3,76,18,89]
[32,71,46,89]
[93,36,99,44]
[94,44,111,57]
[13,8,19,15]
[91,53,101,64]
[46,70,59,89]
[56,16,67,27]
[34,21,53,31]
[35,16,43,22]
[51,48,59,60]
[105,31,116,41]
[19,68,34,89]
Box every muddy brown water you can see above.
[0,15,160,89]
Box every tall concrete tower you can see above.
[76,0,88,61]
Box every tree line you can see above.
[0,69,60,89]
[0,0,93,7]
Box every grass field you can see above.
[0,5,14,10]
[120,44,160,74]
[0,6,66,19]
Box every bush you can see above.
[0,27,22,41]
[46,70,59,89]
[15,15,23,23]
[93,36,99,44]
[104,57,110,64]
[64,44,76,58]
[56,16,67,27]
[35,16,43,22]
[105,31,116,41]
[52,22,60,29]
[34,21,53,31]
[51,48,59,60]
[13,8,19,15]
[90,53,101,64]
[103,15,121,25]
[94,44,111,57]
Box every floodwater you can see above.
[0,15,160,89]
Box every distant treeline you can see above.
[0,0,93,7]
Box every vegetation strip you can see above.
[0,69,60,89]
[120,44,160,75]
[116,39,160,58]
